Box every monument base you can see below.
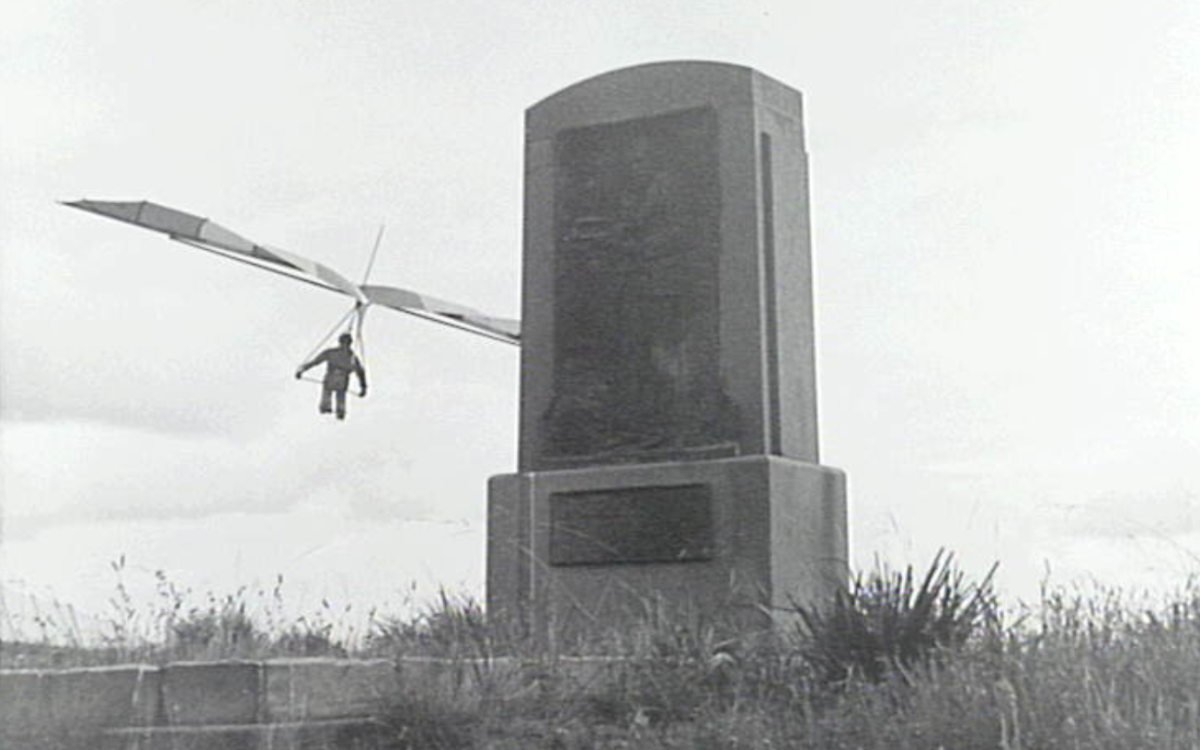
[487,456,847,644]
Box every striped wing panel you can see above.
[63,200,366,302]
[362,284,520,343]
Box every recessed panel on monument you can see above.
[545,107,736,466]
[550,484,715,566]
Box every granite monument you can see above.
[488,61,847,640]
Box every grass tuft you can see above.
[791,548,998,687]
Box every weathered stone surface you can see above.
[0,665,160,737]
[549,484,715,565]
[0,669,49,737]
[490,455,847,640]
[517,61,820,472]
[102,719,388,750]
[47,665,161,729]
[545,106,733,462]
[263,658,397,723]
[162,661,263,725]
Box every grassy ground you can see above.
[4,556,1199,748]
[363,570,1200,749]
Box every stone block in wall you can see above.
[0,665,160,738]
[0,670,50,737]
[162,661,263,725]
[264,658,398,722]
[45,665,161,729]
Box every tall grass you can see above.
[353,556,1198,748]
[370,560,1200,749]
[4,555,1199,749]
[1,558,363,667]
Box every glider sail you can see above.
[362,284,521,342]
[63,199,520,345]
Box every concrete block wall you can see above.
[0,656,626,748]
[1,658,399,749]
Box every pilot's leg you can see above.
[319,386,333,414]
[335,388,347,420]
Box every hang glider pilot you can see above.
[295,333,368,420]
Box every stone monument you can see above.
[488,61,847,640]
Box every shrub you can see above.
[791,549,998,687]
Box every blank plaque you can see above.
[550,484,715,566]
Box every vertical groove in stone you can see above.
[759,131,781,455]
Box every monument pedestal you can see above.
[488,456,847,641]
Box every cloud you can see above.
[0,508,488,640]
[1049,490,1200,542]
[0,348,515,545]
[0,421,300,533]
[1,395,241,437]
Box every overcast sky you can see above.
[3,0,1199,637]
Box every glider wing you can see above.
[362,284,520,344]
[63,199,520,345]
[63,200,367,302]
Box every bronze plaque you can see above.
[550,484,715,566]
[543,107,737,464]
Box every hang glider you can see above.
[62,199,521,345]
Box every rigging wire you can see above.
[180,224,512,390]
[296,221,383,388]
[172,235,517,346]
[349,224,384,386]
